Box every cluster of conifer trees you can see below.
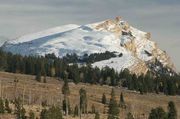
[0,49,180,96]
[122,70,180,95]
[0,97,63,119]
[62,51,119,63]
[149,101,177,119]
[0,98,31,119]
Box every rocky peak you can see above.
[93,17,176,75]
[94,16,131,37]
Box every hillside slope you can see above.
[0,71,180,119]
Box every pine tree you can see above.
[62,73,70,116]
[40,109,48,119]
[62,99,66,114]
[167,79,176,95]
[0,98,4,113]
[43,74,47,83]
[79,88,88,117]
[14,98,21,118]
[108,88,119,119]
[120,93,124,103]
[14,98,26,119]
[40,106,63,119]
[14,78,19,99]
[102,93,107,104]
[68,101,72,115]
[41,100,47,107]
[91,104,96,114]
[29,110,35,119]
[35,72,41,82]
[74,105,79,117]
[95,111,100,119]
[168,101,177,119]
[0,49,7,71]
[148,107,166,119]
[46,106,63,119]
[21,107,26,119]
[5,99,11,113]
[62,99,71,115]
[125,112,134,119]
[119,92,125,108]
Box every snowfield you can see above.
[2,23,130,57]
[92,54,137,72]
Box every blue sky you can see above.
[0,0,180,71]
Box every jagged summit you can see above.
[1,17,176,75]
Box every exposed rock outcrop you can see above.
[94,16,176,75]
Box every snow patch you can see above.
[92,53,136,72]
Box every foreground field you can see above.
[0,71,180,119]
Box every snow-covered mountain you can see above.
[1,17,176,75]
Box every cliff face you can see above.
[1,16,176,75]
[92,16,176,75]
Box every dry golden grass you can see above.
[0,71,180,119]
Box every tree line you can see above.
[0,49,180,95]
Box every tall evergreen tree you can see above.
[95,111,100,119]
[79,88,88,117]
[91,104,96,114]
[29,110,35,119]
[119,92,126,108]
[62,99,71,115]
[167,79,176,95]
[62,73,70,116]
[148,107,167,119]
[108,88,119,119]
[35,72,41,82]
[40,109,48,119]
[5,99,11,113]
[14,98,26,119]
[168,101,177,119]
[46,106,63,119]
[102,93,107,105]
[74,105,79,117]
[43,74,47,83]
[0,98,4,113]
[40,106,63,119]
[21,107,26,119]
[120,92,124,103]
[125,112,134,119]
